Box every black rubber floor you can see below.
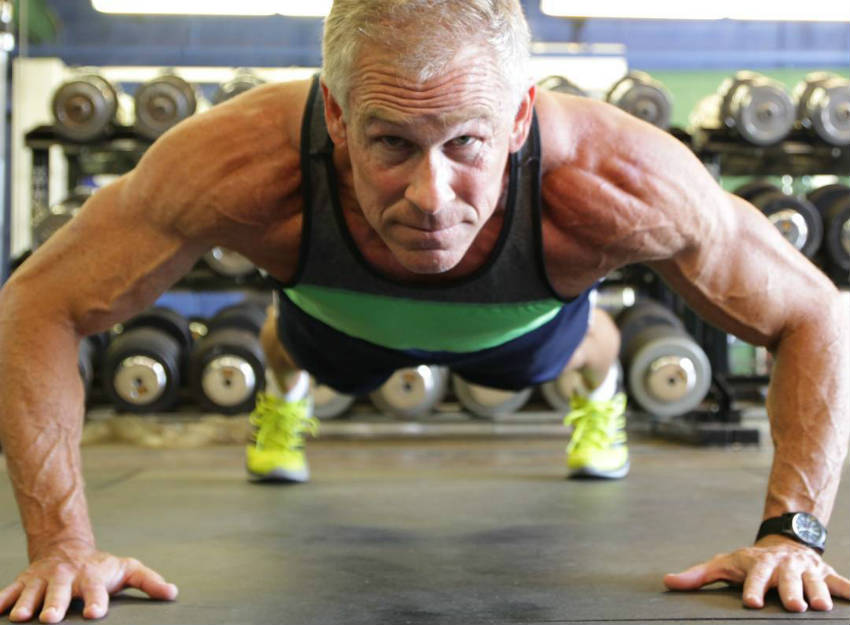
[0,434,848,624]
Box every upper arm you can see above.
[539,92,839,347]
[2,81,305,336]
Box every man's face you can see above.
[325,44,532,275]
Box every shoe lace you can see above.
[564,393,627,453]
[250,392,319,451]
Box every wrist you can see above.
[756,512,827,554]
[27,531,96,562]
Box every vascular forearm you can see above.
[0,291,94,561]
[763,291,850,524]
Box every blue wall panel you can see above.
[21,1,850,71]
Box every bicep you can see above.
[648,191,836,348]
[6,172,208,336]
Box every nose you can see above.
[404,151,456,214]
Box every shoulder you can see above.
[129,79,315,238]
[534,89,718,265]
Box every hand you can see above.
[0,541,178,623]
[664,535,850,612]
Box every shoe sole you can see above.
[567,460,630,480]
[246,466,310,483]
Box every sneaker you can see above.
[245,392,319,482]
[564,392,629,479]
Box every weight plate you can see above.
[607,73,672,130]
[201,355,256,407]
[369,365,448,419]
[123,307,192,353]
[212,71,267,105]
[730,82,795,145]
[190,328,266,414]
[625,332,711,419]
[806,79,850,146]
[732,180,780,202]
[312,380,356,420]
[134,74,198,140]
[822,195,850,271]
[752,191,823,258]
[51,74,118,141]
[204,247,256,278]
[452,375,532,419]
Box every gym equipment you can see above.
[691,71,795,146]
[78,333,108,401]
[102,307,191,413]
[212,69,267,105]
[189,302,266,414]
[540,361,624,412]
[807,184,850,274]
[32,189,92,249]
[452,375,533,419]
[743,189,823,258]
[203,247,256,279]
[369,365,449,419]
[51,72,132,141]
[732,179,780,203]
[793,72,850,146]
[134,72,205,140]
[536,75,587,97]
[311,378,356,420]
[616,299,712,419]
[605,71,672,130]
[594,285,637,317]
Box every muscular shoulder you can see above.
[535,89,719,268]
[129,79,313,241]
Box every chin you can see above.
[396,249,464,275]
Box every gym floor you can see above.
[0,410,848,625]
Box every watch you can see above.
[756,512,827,553]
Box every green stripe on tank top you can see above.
[284,284,563,352]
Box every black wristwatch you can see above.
[756,512,827,553]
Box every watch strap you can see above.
[756,513,825,553]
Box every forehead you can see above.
[347,43,508,128]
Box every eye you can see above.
[378,136,410,149]
[449,135,477,148]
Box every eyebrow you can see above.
[361,106,496,131]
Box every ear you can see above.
[321,81,347,145]
[508,84,536,153]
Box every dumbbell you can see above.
[807,184,850,275]
[537,75,587,97]
[203,247,257,279]
[792,72,850,146]
[733,182,823,258]
[311,377,356,420]
[369,365,449,419]
[134,72,206,140]
[78,333,108,402]
[212,69,267,105]
[616,300,711,419]
[692,71,794,146]
[51,72,133,141]
[32,189,91,249]
[102,307,192,413]
[451,374,532,419]
[540,361,624,412]
[189,302,267,414]
[594,285,637,317]
[606,71,672,130]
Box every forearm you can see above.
[763,290,850,524]
[0,291,94,561]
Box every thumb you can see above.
[664,562,713,591]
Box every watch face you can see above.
[791,513,827,546]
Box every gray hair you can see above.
[322,0,532,119]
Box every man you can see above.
[0,0,848,622]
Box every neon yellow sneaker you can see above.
[564,392,629,479]
[245,392,319,482]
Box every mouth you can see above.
[391,222,463,249]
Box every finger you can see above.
[741,562,774,609]
[664,558,731,591]
[778,568,807,612]
[0,581,24,615]
[803,571,833,611]
[825,572,850,600]
[39,576,73,624]
[80,580,109,620]
[9,578,46,623]
[123,560,178,600]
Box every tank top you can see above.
[275,75,573,353]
